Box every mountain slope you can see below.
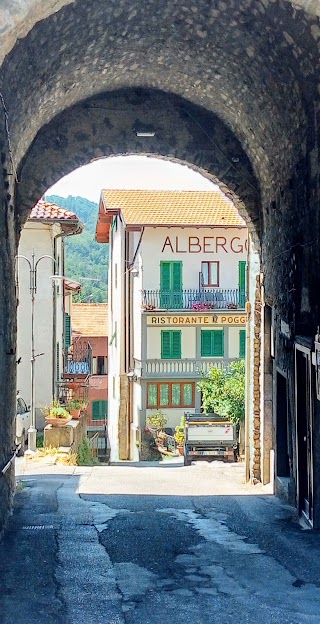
[46,195,108,302]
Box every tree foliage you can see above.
[46,194,108,302]
[197,360,245,424]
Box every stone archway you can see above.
[0,0,319,530]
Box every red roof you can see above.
[29,199,78,221]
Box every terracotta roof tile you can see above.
[101,190,245,227]
[71,303,108,338]
[29,199,78,221]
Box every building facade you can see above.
[16,199,83,428]
[70,303,108,430]
[96,190,248,462]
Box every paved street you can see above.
[1,459,320,623]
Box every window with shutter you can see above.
[161,330,181,359]
[65,313,71,349]
[160,261,182,308]
[201,330,224,357]
[239,330,246,358]
[92,399,108,421]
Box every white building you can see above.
[17,199,83,426]
[96,190,248,462]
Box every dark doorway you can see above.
[276,372,290,478]
[295,347,313,524]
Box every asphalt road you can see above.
[1,459,320,624]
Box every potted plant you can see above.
[174,415,186,455]
[43,401,71,427]
[66,398,84,420]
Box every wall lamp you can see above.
[127,371,138,382]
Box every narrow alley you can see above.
[1,460,320,624]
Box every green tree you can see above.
[46,194,109,302]
[198,360,245,424]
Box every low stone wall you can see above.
[44,414,87,452]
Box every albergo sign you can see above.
[147,314,247,326]
[161,235,247,254]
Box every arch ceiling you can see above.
[16,89,260,239]
[0,0,319,235]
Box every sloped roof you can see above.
[29,199,79,221]
[100,190,245,227]
[71,303,108,338]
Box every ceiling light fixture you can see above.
[135,130,156,138]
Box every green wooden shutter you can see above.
[65,313,71,349]
[161,331,171,358]
[172,331,181,358]
[201,331,213,357]
[56,342,60,382]
[212,330,224,356]
[172,262,183,309]
[161,330,181,359]
[201,330,224,356]
[160,262,171,290]
[239,330,246,358]
[238,261,246,307]
[92,399,108,421]
[172,262,182,290]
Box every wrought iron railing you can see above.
[143,358,238,378]
[64,340,93,375]
[142,289,246,311]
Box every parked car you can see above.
[16,396,31,455]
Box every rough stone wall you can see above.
[252,277,262,481]
[15,90,259,238]
[0,121,18,535]
[0,0,318,528]
[2,0,319,202]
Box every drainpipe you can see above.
[52,221,84,399]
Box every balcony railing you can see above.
[142,358,239,378]
[142,289,246,311]
[64,340,93,376]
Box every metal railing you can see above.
[142,289,246,311]
[64,340,93,375]
[143,358,238,378]
[88,432,100,458]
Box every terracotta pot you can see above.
[45,416,72,427]
[70,409,81,420]
[177,445,184,456]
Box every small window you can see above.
[92,356,106,375]
[201,261,219,287]
[201,330,224,357]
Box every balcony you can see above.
[142,289,246,312]
[142,358,238,378]
[64,340,93,376]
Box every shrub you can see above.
[77,437,95,466]
[198,360,245,424]
[146,411,168,431]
